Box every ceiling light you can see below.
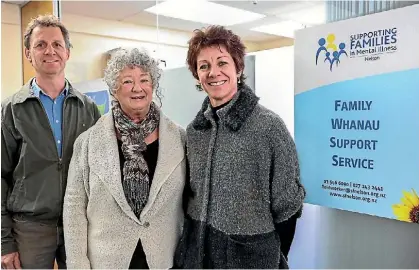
[285,4,326,25]
[145,0,266,26]
[250,20,306,38]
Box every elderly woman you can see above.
[175,26,306,269]
[63,48,186,269]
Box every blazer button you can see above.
[143,222,150,228]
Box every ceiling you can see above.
[2,0,28,5]
[61,0,326,43]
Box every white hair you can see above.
[104,47,163,102]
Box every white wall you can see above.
[61,14,189,83]
[251,46,295,137]
[62,14,191,48]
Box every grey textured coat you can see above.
[63,110,186,269]
[175,84,305,269]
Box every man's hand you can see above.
[1,252,21,269]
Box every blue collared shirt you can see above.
[32,79,69,157]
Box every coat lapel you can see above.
[191,83,259,132]
[89,111,185,224]
[89,113,140,224]
[140,111,185,220]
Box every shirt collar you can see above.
[31,78,69,98]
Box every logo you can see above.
[349,27,397,61]
[316,34,348,72]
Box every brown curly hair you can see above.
[24,14,72,50]
[186,25,246,83]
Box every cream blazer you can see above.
[63,110,186,269]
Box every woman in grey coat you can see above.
[63,48,186,269]
[175,26,306,269]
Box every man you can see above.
[1,14,101,269]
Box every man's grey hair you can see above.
[24,14,72,50]
[104,47,163,102]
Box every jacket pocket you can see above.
[226,231,281,269]
[7,177,25,210]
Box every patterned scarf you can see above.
[112,100,160,219]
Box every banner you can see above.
[72,78,110,115]
[294,5,419,222]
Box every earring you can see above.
[195,82,203,91]
[237,77,241,84]
[195,80,203,90]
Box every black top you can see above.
[117,139,159,269]
[210,100,231,122]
